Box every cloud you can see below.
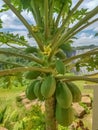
[83,0,98,10]
[94,27,98,32]
[0,0,4,7]
[1,12,24,29]
[72,0,98,10]
[0,10,35,31]
[0,0,98,47]
[73,32,98,46]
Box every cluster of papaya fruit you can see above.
[24,55,82,127]
[26,75,56,100]
[25,72,81,127]
[55,81,81,126]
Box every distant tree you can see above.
[95,32,98,37]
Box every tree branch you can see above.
[55,3,65,28]
[56,75,98,83]
[85,72,98,77]
[0,67,53,76]
[49,0,54,29]
[50,5,98,59]
[0,60,24,67]
[51,0,84,52]
[61,19,98,45]
[0,50,43,64]
[64,48,98,64]
[44,0,49,39]
[5,43,25,51]
[3,0,44,51]
[0,32,29,47]
[60,6,98,44]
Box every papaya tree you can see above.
[0,0,98,129]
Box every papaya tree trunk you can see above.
[45,96,58,130]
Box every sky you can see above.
[0,0,98,47]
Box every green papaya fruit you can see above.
[56,59,65,74]
[34,80,44,100]
[25,71,40,80]
[56,82,72,108]
[66,82,82,102]
[25,80,37,100]
[41,75,56,98]
[56,103,74,127]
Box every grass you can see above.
[74,81,93,130]
[74,81,93,96]
[0,81,94,130]
[0,86,25,109]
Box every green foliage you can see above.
[21,0,31,10]
[54,0,72,13]
[75,55,98,72]
[0,32,27,46]
[0,74,24,88]
[71,8,88,23]
[3,104,45,130]
[0,106,7,123]
[0,4,9,12]
[79,102,90,114]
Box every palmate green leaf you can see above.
[10,0,23,11]
[71,8,88,23]
[21,0,31,10]
[75,54,98,72]
[0,32,28,46]
[54,0,72,13]
[0,4,9,12]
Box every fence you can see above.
[84,84,98,130]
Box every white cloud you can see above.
[83,21,98,31]
[0,12,23,30]
[0,0,98,47]
[72,0,98,11]
[94,27,98,32]
[0,0,4,7]
[0,10,29,30]
[84,0,98,10]
[73,32,98,46]
[21,11,35,25]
